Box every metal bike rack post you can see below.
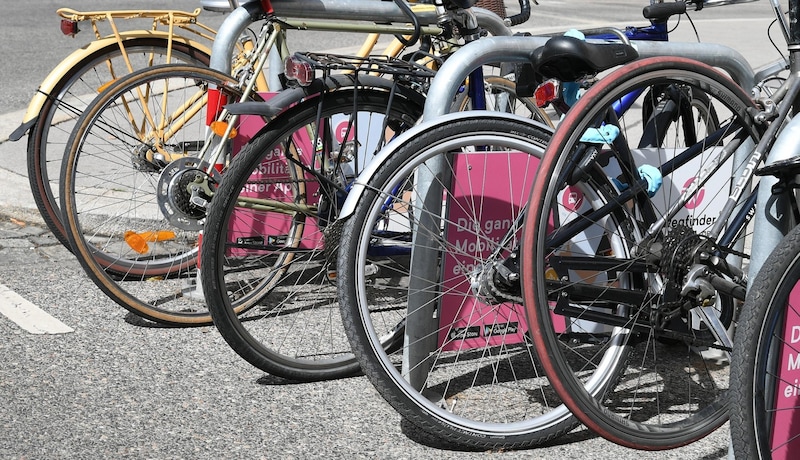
[209,0,511,75]
[423,36,757,119]
[405,35,760,388]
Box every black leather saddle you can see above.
[515,34,639,97]
[532,35,639,82]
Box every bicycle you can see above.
[331,0,770,450]
[519,0,794,450]
[195,0,544,381]
[9,4,230,252]
[53,0,522,328]
[730,221,800,459]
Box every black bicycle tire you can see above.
[522,56,761,449]
[28,38,209,251]
[201,87,425,381]
[336,116,594,448]
[730,224,800,459]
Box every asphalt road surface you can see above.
[0,1,782,458]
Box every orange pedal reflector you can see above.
[210,121,238,139]
[124,230,177,254]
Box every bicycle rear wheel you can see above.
[521,56,761,449]
[200,86,425,381]
[27,38,209,251]
[336,114,593,448]
[730,224,800,459]
[60,64,264,326]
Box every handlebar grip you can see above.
[642,1,687,22]
[507,0,531,26]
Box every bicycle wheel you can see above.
[336,113,591,448]
[730,224,800,459]
[200,86,426,381]
[60,63,265,326]
[521,56,761,449]
[28,38,209,251]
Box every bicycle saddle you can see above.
[531,35,639,82]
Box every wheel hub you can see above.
[156,157,220,231]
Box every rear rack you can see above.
[291,52,439,80]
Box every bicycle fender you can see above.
[9,32,211,141]
[338,110,554,219]
[224,74,427,117]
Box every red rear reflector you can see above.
[206,88,227,126]
[60,20,79,37]
[534,80,559,108]
[284,56,314,87]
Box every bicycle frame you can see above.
[726,2,800,456]
[750,0,800,281]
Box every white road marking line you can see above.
[0,283,73,334]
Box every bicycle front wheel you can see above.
[730,224,800,459]
[60,64,265,326]
[200,86,425,381]
[522,56,761,449]
[336,114,590,448]
[28,38,209,251]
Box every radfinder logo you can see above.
[669,175,718,229]
[682,176,705,210]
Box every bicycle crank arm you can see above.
[692,305,734,356]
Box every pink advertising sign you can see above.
[438,152,538,351]
[224,105,389,258]
[770,281,800,459]
[225,95,323,257]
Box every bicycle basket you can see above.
[476,0,506,18]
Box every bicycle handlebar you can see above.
[642,1,687,22]
[506,0,532,26]
[642,0,735,21]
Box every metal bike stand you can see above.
[209,0,512,75]
[405,35,765,389]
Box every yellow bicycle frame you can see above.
[12,9,216,139]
